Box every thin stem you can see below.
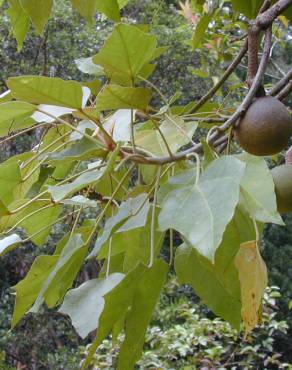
[138,75,169,106]
[85,164,135,247]
[183,40,248,115]
[153,120,174,158]
[81,109,116,149]
[37,108,107,149]
[149,166,162,268]
[186,153,201,184]
[253,218,260,244]
[165,113,196,146]
[22,140,68,182]
[21,208,82,243]
[4,203,55,235]
[130,109,136,154]
[169,228,174,267]
[22,131,70,170]
[0,122,52,145]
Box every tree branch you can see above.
[268,68,292,96]
[124,28,272,165]
[256,0,292,29]
[276,80,292,101]
[184,40,248,115]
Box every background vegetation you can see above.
[0,0,291,369]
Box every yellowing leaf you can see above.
[278,15,289,28]
[235,241,268,333]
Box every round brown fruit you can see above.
[234,96,292,156]
[271,164,292,213]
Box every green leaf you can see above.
[159,156,246,261]
[20,203,61,246]
[70,0,97,21]
[49,143,119,203]
[117,260,168,369]
[59,273,125,338]
[62,195,98,208]
[12,255,58,327]
[193,14,212,49]
[96,0,121,22]
[175,208,256,329]
[20,0,53,34]
[30,234,87,312]
[7,76,89,109]
[48,167,105,202]
[75,57,105,76]
[47,136,105,165]
[93,24,157,85]
[71,0,120,22]
[82,264,148,369]
[96,85,152,111]
[201,138,217,168]
[88,193,150,258]
[0,101,36,136]
[135,116,198,156]
[0,90,13,103]
[6,0,30,51]
[98,208,165,272]
[0,234,22,257]
[0,161,22,205]
[238,153,283,225]
[231,0,254,18]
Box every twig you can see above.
[149,166,162,268]
[121,28,272,165]
[268,68,292,96]
[256,0,292,29]
[276,80,292,101]
[183,40,248,115]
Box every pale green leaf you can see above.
[47,136,105,165]
[159,156,246,261]
[0,90,13,103]
[0,234,22,257]
[135,115,197,156]
[62,195,98,208]
[48,168,105,202]
[99,209,164,273]
[20,0,53,34]
[75,57,105,76]
[6,0,30,51]
[238,153,283,225]
[88,193,150,258]
[81,264,148,369]
[59,273,125,338]
[93,24,157,85]
[96,85,152,111]
[118,260,168,369]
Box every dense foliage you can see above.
[0,0,292,369]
